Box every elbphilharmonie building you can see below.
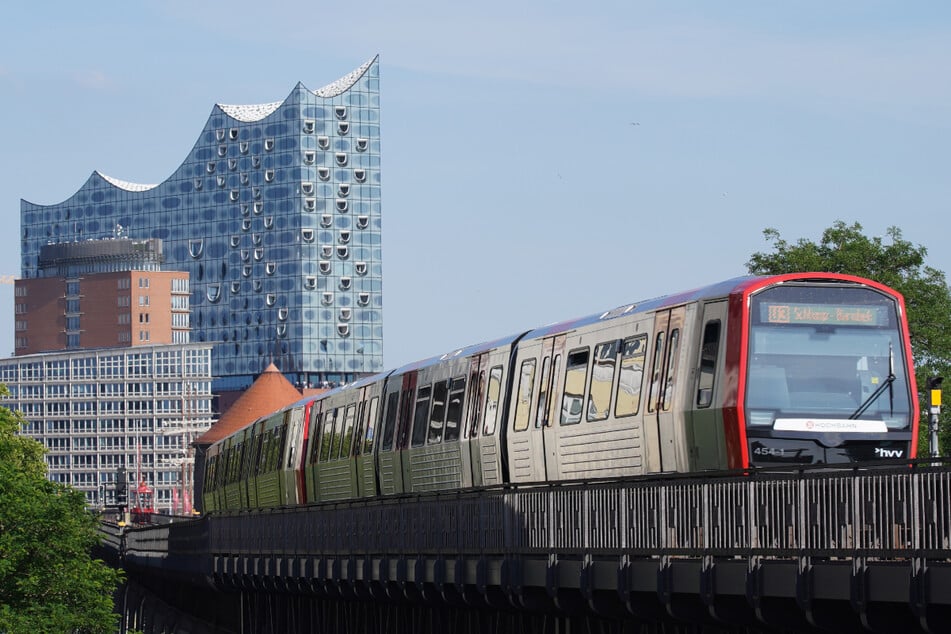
[20,57,383,390]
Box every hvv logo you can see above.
[875,447,904,458]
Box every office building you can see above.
[19,57,384,392]
[0,344,214,510]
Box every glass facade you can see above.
[20,58,383,390]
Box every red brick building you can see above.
[13,239,189,355]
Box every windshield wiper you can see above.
[849,342,896,420]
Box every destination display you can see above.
[760,302,888,327]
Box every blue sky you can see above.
[1,1,949,369]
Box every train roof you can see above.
[388,332,525,377]
[516,275,748,341]
[517,272,890,342]
[283,368,393,410]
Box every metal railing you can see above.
[104,461,951,634]
[120,459,947,562]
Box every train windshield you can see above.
[745,284,912,430]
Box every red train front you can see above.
[726,273,917,467]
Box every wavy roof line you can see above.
[218,56,376,123]
[217,100,283,123]
[97,171,159,192]
[313,56,375,97]
[35,57,379,197]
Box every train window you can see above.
[205,455,215,490]
[242,435,255,478]
[696,321,721,408]
[536,357,551,428]
[273,426,284,471]
[661,329,681,412]
[561,348,590,425]
[483,366,503,435]
[380,392,400,451]
[262,429,274,473]
[352,401,366,456]
[466,370,485,439]
[397,388,415,449]
[330,409,345,459]
[218,452,226,487]
[309,411,323,464]
[228,443,244,482]
[319,408,338,462]
[546,354,562,425]
[411,386,432,447]
[444,377,466,442]
[204,456,214,488]
[225,444,235,483]
[587,340,619,422]
[648,332,666,413]
[230,442,241,483]
[286,410,300,469]
[263,428,275,473]
[247,431,264,477]
[220,451,228,486]
[339,404,357,458]
[234,442,245,483]
[217,453,225,487]
[215,454,223,487]
[428,380,449,444]
[426,381,449,445]
[362,396,379,454]
[615,335,647,418]
[257,432,270,474]
[236,441,248,482]
[222,447,231,484]
[218,452,227,487]
[264,426,281,473]
[213,455,222,489]
[513,359,537,432]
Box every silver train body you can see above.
[203,273,918,512]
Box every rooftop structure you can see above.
[14,237,190,355]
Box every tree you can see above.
[747,220,951,455]
[0,386,122,633]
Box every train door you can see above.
[375,381,403,495]
[463,354,488,487]
[304,400,324,503]
[355,388,381,498]
[524,335,565,481]
[646,307,686,472]
[281,406,306,505]
[478,358,507,485]
[688,300,729,470]
[379,372,416,494]
[396,372,421,493]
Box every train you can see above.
[202,273,919,512]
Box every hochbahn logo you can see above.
[804,419,861,431]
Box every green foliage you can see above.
[747,221,951,455]
[0,388,122,633]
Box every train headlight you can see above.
[747,410,775,427]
